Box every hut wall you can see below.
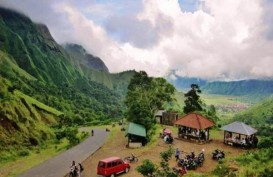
[162,112,178,125]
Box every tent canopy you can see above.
[221,121,257,136]
[126,122,146,137]
[164,128,172,134]
[174,113,215,129]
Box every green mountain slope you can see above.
[0,7,123,120]
[64,43,113,88]
[166,72,273,96]
[232,96,273,132]
[0,7,127,152]
[203,80,273,95]
[63,43,136,92]
[64,43,109,73]
[0,78,60,148]
[0,8,82,85]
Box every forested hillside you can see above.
[203,80,273,95]
[0,7,132,153]
[232,96,273,134]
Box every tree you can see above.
[183,84,202,114]
[137,146,176,177]
[125,71,175,132]
[207,105,219,123]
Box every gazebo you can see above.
[174,113,215,142]
[221,121,258,147]
[125,122,147,148]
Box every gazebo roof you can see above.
[174,113,215,129]
[126,122,146,137]
[221,121,257,136]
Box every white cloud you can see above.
[1,0,273,80]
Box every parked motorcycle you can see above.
[173,166,187,176]
[212,149,225,161]
[124,154,138,163]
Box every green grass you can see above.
[209,129,223,140]
[201,94,246,105]
[14,90,63,116]
[1,139,69,177]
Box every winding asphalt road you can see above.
[19,129,109,177]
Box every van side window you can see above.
[117,160,122,165]
[107,162,112,168]
[98,162,105,168]
[112,161,117,167]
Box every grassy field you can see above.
[0,140,69,177]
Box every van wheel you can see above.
[110,174,115,177]
[125,167,129,173]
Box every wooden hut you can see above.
[155,110,178,126]
[174,113,215,142]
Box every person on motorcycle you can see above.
[129,153,136,161]
[190,151,195,159]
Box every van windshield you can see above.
[98,161,105,168]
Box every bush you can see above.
[18,149,30,157]
[258,168,273,177]
[213,164,229,177]
[136,159,157,177]
[258,136,273,148]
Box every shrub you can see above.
[258,168,273,177]
[136,159,157,177]
[213,164,229,177]
[258,136,273,149]
[18,150,30,157]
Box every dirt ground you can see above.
[82,127,245,177]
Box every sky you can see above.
[1,0,273,81]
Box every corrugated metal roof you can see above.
[221,121,257,135]
[174,113,215,129]
[126,122,146,137]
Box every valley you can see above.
[0,6,273,177]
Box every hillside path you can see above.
[19,129,109,177]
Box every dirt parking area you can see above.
[82,127,244,177]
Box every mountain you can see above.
[203,80,273,95]
[64,43,109,72]
[165,71,207,91]
[0,7,131,150]
[63,43,137,96]
[166,72,273,96]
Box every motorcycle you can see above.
[124,154,138,163]
[212,149,225,161]
[173,166,187,176]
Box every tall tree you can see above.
[125,71,175,131]
[183,84,203,114]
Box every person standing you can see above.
[175,147,180,161]
[77,163,84,177]
[205,130,208,141]
[91,129,94,136]
[70,161,76,177]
